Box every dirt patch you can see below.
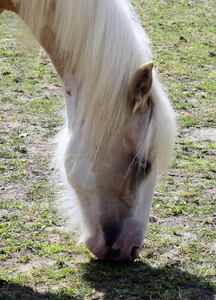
[184,127,216,143]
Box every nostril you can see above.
[131,246,141,261]
[110,248,121,259]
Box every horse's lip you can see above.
[110,248,121,259]
[131,246,141,261]
[109,245,143,262]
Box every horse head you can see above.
[65,63,157,262]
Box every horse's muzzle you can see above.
[85,235,142,262]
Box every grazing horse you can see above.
[0,0,175,262]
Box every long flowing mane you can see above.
[13,0,175,171]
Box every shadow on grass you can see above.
[0,260,215,300]
[0,279,74,300]
[81,260,215,300]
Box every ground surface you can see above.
[0,1,215,299]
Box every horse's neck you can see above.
[18,9,77,129]
[62,75,80,130]
[37,26,65,79]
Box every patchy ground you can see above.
[0,1,216,299]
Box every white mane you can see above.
[14,0,175,171]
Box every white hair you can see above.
[14,0,175,172]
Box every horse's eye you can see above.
[134,157,152,175]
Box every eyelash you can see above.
[134,157,151,174]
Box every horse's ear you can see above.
[129,62,153,114]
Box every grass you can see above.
[0,1,215,299]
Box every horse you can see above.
[0,0,175,262]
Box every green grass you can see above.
[0,1,215,299]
